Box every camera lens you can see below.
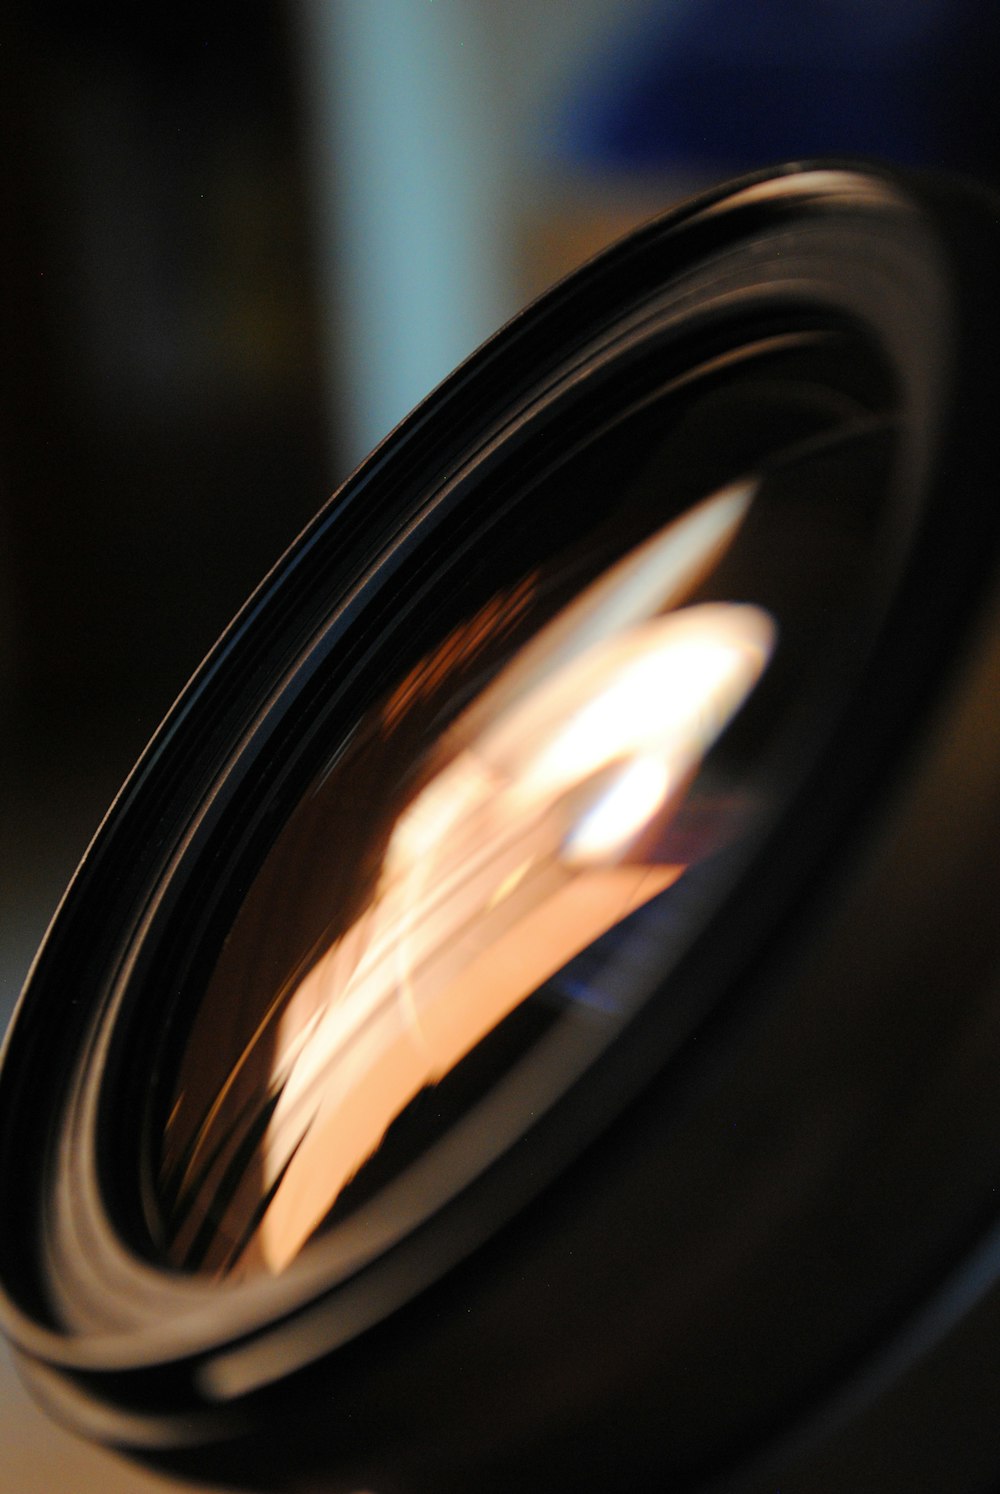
[156,481,775,1278]
[3,163,1000,1494]
[154,403,893,1286]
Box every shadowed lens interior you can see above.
[149,359,898,1281]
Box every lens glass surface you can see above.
[152,367,895,1279]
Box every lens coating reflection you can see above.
[155,480,780,1277]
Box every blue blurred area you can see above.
[558,0,1000,179]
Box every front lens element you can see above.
[149,330,898,1283]
[156,479,781,1276]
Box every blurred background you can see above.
[1,3,998,1489]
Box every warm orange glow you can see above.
[162,481,775,1276]
[250,862,682,1272]
[243,525,773,1270]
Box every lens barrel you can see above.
[3,163,1000,1494]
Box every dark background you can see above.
[1,3,997,1489]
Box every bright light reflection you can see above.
[163,483,775,1276]
[566,755,672,866]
